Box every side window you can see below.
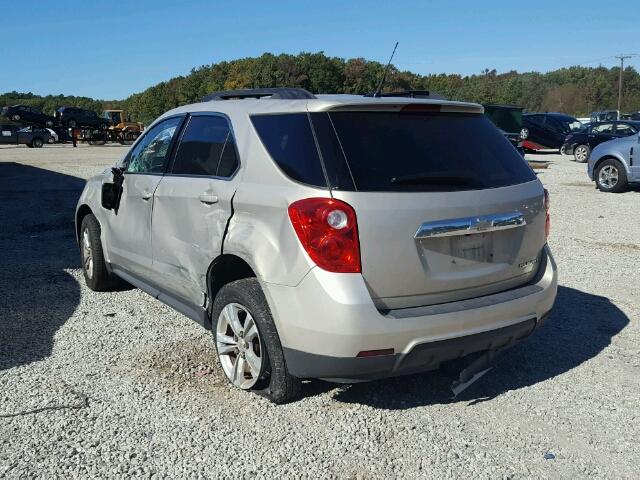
[545,117,561,131]
[615,123,636,135]
[125,116,182,174]
[171,115,238,177]
[593,123,614,134]
[251,113,326,187]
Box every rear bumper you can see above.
[264,245,558,381]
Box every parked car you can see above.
[590,110,619,123]
[55,106,110,129]
[0,123,50,147]
[562,121,640,162]
[621,111,640,121]
[521,113,583,151]
[17,126,59,143]
[588,132,640,192]
[1,104,55,127]
[75,88,557,403]
[483,104,524,155]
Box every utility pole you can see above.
[615,54,637,113]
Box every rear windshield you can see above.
[251,110,536,191]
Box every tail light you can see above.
[288,198,361,273]
[544,188,551,240]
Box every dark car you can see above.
[483,104,525,155]
[55,106,110,129]
[0,123,50,148]
[521,113,583,151]
[562,120,640,163]
[1,104,55,127]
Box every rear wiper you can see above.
[391,173,482,187]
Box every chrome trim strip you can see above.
[414,211,526,239]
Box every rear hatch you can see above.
[310,104,545,310]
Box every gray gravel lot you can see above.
[1,144,639,478]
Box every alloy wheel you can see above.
[598,165,619,189]
[575,145,589,162]
[82,228,93,279]
[216,303,263,389]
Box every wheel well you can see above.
[593,155,622,173]
[207,254,256,305]
[76,205,93,245]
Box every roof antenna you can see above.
[372,42,399,98]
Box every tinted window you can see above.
[327,111,536,191]
[593,123,614,134]
[526,115,545,127]
[616,123,636,135]
[251,113,326,187]
[126,116,182,174]
[172,115,238,176]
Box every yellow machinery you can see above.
[102,110,144,144]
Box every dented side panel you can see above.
[151,175,238,306]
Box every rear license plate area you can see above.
[451,233,491,262]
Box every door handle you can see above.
[199,194,218,205]
[141,191,152,200]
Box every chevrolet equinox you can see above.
[76,88,557,403]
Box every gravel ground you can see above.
[1,144,638,479]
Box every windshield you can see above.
[564,120,583,132]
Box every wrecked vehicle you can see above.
[75,88,557,403]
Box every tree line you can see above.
[3,52,640,125]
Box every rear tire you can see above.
[595,159,628,193]
[31,137,44,148]
[80,214,118,291]
[574,144,590,163]
[211,278,301,404]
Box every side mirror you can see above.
[102,167,125,212]
[101,183,117,210]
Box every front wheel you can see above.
[574,144,590,163]
[211,278,301,404]
[80,214,118,290]
[596,159,628,193]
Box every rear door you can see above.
[104,115,184,279]
[312,108,545,310]
[151,113,241,306]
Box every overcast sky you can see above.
[2,0,637,99]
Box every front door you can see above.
[103,115,184,278]
[631,134,640,182]
[590,122,616,148]
[151,113,241,306]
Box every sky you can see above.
[1,0,637,100]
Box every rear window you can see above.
[251,110,535,192]
[326,111,536,191]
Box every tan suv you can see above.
[76,88,557,403]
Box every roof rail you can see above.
[364,90,446,100]
[202,88,316,102]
